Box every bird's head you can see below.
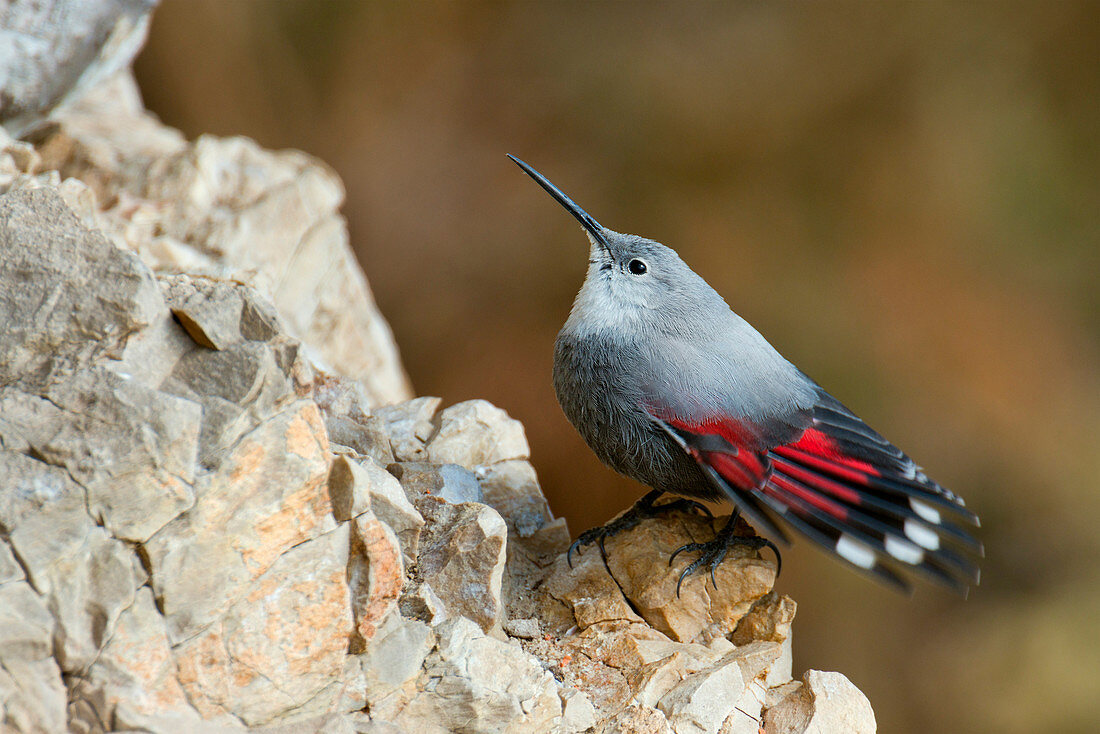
[508,155,722,336]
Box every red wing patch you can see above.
[649,402,982,595]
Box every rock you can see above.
[598,705,673,734]
[308,373,395,466]
[140,134,411,405]
[28,73,410,408]
[374,397,441,461]
[541,545,645,630]
[337,655,368,717]
[5,366,201,542]
[720,681,768,734]
[42,527,139,671]
[161,273,281,350]
[0,0,156,137]
[359,458,424,565]
[394,617,562,734]
[656,654,746,734]
[391,461,483,505]
[475,459,552,537]
[69,588,216,733]
[0,656,67,734]
[144,400,336,642]
[173,524,353,727]
[0,452,94,595]
[329,455,376,522]
[425,399,530,468]
[503,617,541,640]
[0,453,144,671]
[540,511,775,644]
[348,512,404,650]
[560,688,598,733]
[399,582,449,626]
[415,499,508,633]
[162,336,298,470]
[764,681,803,709]
[0,186,163,392]
[764,670,876,734]
[606,513,776,644]
[732,592,797,645]
[0,541,23,585]
[358,614,436,720]
[0,582,54,660]
[732,594,795,689]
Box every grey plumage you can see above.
[510,154,982,594]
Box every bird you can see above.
[508,154,982,596]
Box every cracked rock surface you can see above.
[0,50,876,734]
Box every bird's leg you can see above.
[668,513,782,597]
[567,489,713,570]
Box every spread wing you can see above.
[648,390,982,594]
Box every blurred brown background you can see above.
[135,2,1100,731]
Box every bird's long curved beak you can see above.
[507,155,609,248]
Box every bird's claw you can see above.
[567,513,642,573]
[568,490,710,572]
[669,531,781,597]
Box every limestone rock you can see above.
[598,705,673,734]
[0,656,67,734]
[0,186,163,392]
[329,454,376,522]
[358,614,436,721]
[656,654,746,734]
[173,524,353,727]
[349,512,404,650]
[764,670,876,734]
[732,592,797,645]
[393,617,562,734]
[161,335,299,470]
[476,459,552,538]
[560,688,598,733]
[0,0,156,137]
[398,582,450,627]
[4,366,201,542]
[69,588,215,733]
[144,400,336,642]
[0,452,95,597]
[310,374,395,466]
[425,399,530,468]
[161,273,280,350]
[415,499,508,633]
[606,513,776,644]
[374,397,441,461]
[503,617,541,640]
[542,512,775,644]
[391,461,483,505]
[42,527,139,671]
[0,582,54,661]
[541,547,645,630]
[0,541,23,585]
[359,458,425,565]
[26,70,410,407]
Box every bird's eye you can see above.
[628,259,648,275]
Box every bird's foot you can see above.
[567,489,712,572]
[668,518,781,597]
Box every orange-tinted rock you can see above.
[144,400,336,642]
[349,511,404,649]
[173,525,352,727]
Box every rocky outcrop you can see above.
[0,0,156,137]
[0,44,875,734]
